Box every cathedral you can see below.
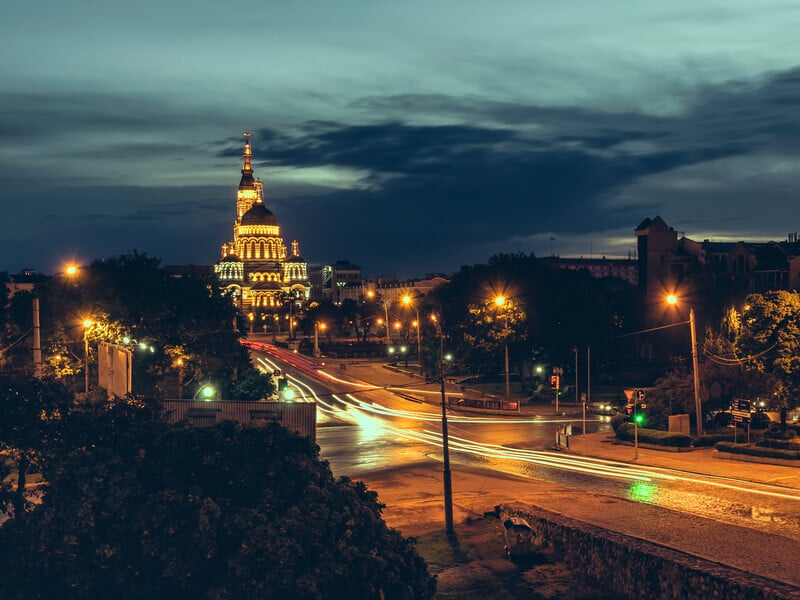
[215,133,310,312]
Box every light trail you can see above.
[254,351,800,503]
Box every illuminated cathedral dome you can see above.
[215,132,311,312]
[240,200,277,226]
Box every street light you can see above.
[82,319,94,393]
[194,384,216,401]
[666,294,703,437]
[402,295,423,374]
[431,314,454,535]
[493,296,511,402]
[314,321,326,357]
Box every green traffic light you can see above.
[634,413,645,425]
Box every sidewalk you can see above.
[566,430,800,489]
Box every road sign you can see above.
[634,389,646,401]
[732,398,752,424]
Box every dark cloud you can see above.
[4,67,800,276]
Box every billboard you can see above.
[97,342,132,399]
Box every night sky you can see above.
[4,2,800,278]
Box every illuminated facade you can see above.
[215,133,310,311]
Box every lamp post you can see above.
[82,319,93,393]
[493,296,511,402]
[431,315,454,535]
[194,384,216,401]
[314,322,326,357]
[402,295,423,374]
[666,295,703,437]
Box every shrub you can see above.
[616,423,692,447]
[610,412,629,432]
[750,411,771,429]
[715,441,800,460]
[712,412,732,428]
[756,438,800,450]
[693,433,736,447]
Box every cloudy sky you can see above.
[3,1,800,278]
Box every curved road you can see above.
[248,343,800,543]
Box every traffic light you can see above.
[278,377,288,391]
[633,412,645,425]
[550,375,559,389]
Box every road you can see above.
[248,343,800,545]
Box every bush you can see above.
[616,423,692,448]
[750,411,771,429]
[715,441,800,460]
[712,412,732,428]
[693,433,736,447]
[756,438,800,450]
[610,412,629,432]
[0,420,436,599]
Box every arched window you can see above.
[259,241,265,258]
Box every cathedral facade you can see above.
[215,134,310,312]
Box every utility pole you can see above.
[690,308,703,437]
[32,295,42,379]
[434,317,454,536]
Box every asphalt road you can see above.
[250,345,800,547]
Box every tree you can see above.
[462,298,526,377]
[34,252,250,398]
[705,291,800,409]
[229,368,276,400]
[0,420,436,600]
[0,376,73,517]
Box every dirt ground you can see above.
[358,462,626,599]
[414,515,626,600]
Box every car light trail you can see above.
[251,348,800,504]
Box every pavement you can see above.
[320,358,800,589]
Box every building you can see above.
[635,216,800,298]
[309,260,362,304]
[541,256,637,286]
[215,133,311,312]
[365,275,450,305]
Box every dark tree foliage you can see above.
[0,376,73,517]
[432,253,637,379]
[31,251,250,397]
[228,368,276,400]
[0,419,436,600]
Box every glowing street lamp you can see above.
[82,319,94,393]
[493,296,511,402]
[666,294,703,437]
[402,295,423,374]
[314,321,327,357]
[194,384,216,401]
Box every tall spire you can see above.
[239,131,255,190]
[242,131,253,174]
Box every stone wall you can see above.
[500,502,800,600]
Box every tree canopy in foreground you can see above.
[0,418,435,600]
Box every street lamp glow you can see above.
[403,295,412,305]
[195,385,216,401]
[82,319,94,328]
[65,265,78,277]
[494,295,506,307]
[666,294,703,436]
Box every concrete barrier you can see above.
[500,502,800,600]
